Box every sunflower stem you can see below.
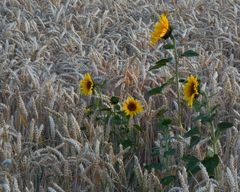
[203,92,217,154]
[171,35,184,134]
[203,91,220,180]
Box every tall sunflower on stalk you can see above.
[122,97,143,117]
[80,73,94,96]
[183,75,200,107]
[150,12,172,46]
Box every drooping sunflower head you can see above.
[80,73,94,96]
[183,75,200,108]
[150,12,172,46]
[122,97,143,117]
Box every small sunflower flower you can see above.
[80,73,94,96]
[183,75,200,108]
[122,97,143,117]
[150,13,172,46]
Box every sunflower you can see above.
[150,13,171,46]
[80,73,94,96]
[122,97,143,117]
[183,75,200,108]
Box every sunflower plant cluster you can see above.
[147,12,234,186]
[79,73,144,151]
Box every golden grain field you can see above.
[0,0,240,191]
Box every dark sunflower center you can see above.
[190,83,195,95]
[127,102,137,111]
[163,27,172,39]
[86,81,92,90]
[190,83,199,98]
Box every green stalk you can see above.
[171,35,183,134]
[203,92,217,154]
[203,91,220,180]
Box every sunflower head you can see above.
[80,73,94,96]
[183,75,200,108]
[122,97,143,117]
[150,12,172,46]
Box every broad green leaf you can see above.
[114,104,121,111]
[158,125,169,133]
[163,43,174,49]
[111,114,128,125]
[184,127,200,138]
[160,175,176,185]
[179,78,186,83]
[110,96,119,105]
[149,58,172,71]
[202,154,219,177]
[111,115,122,124]
[158,119,171,133]
[187,163,200,175]
[145,77,174,98]
[215,122,233,136]
[190,136,201,148]
[181,50,199,57]
[121,139,133,148]
[161,118,172,126]
[164,148,176,157]
[195,113,216,123]
[182,155,200,175]
[217,122,233,131]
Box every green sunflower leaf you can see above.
[181,50,199,57]
[145,77,174,98]
[161,118,172,126]
[217,122,233,130]
[195,113,216,123]
[179,78,186,83]
[149,58,172,71]
[110,96,119,105]
[215,122,233,137]
[160,175,176,186]
[202,154,219,177]
[182,155,200,175]
[190,136,201,148]
[163,43,174,49]
[111,114,128,125]
[121,139,133,148]
[164,148,176,157]
[184,127,200,138]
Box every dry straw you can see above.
[0,0,239,191]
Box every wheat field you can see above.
[0,0,240,191]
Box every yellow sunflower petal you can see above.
[122,97,143,117]
[80,73,94,96]
[150,13,170,46]
[183,75,199,108]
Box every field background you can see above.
[0,0,240,191]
